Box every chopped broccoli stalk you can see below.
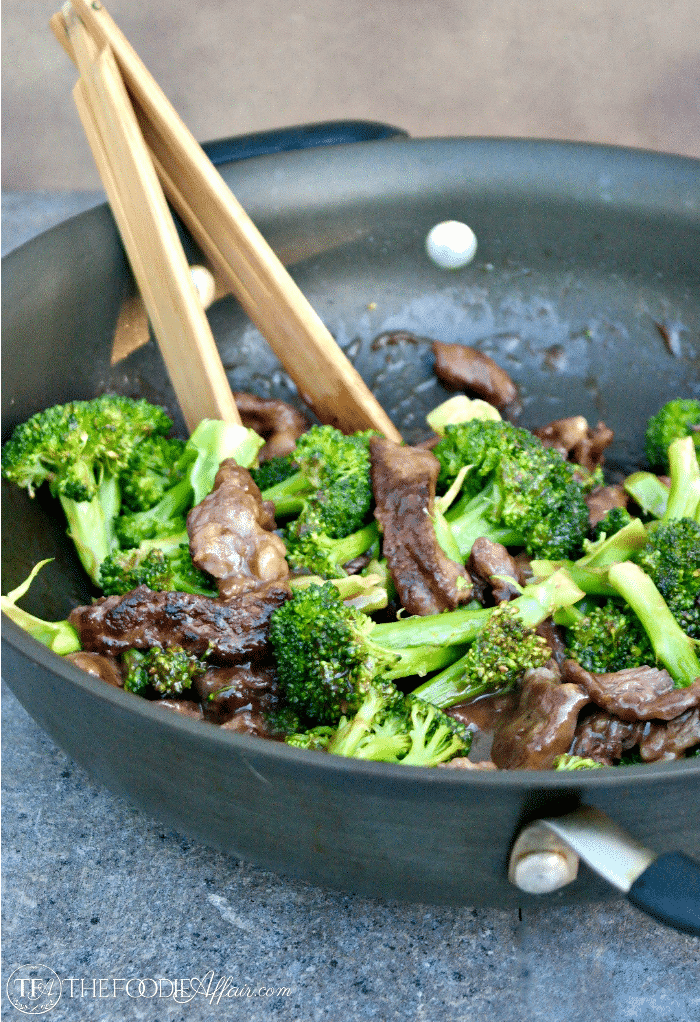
[564,601,655,673]
[553,754,607,770]
[121,645,208,696]
[607,561,700,687]
[664,436,700,523]
[99,533,216,597]
[115,418,264,548]
[426,394,501,435]
[1,559,80,654]
[644,398,700,471]
[261,425,375,538]
[622,472,669,520]
[434,419,591,559]
[1,395,175,582]
[635,518,700,639]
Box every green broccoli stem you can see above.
[261,471,310,516]
[378,569,582,654]
[59,473,120,583]
[664,436,700,522]
[607,560,700,686]
[321,521,380,566]
[530,518,648,596]
[409,570,584,708]
[623,472,669,519]
[1,559,81,654]
[445,481,524,558]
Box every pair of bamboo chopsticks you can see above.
[52,1,401,442]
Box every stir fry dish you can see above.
[3,361,700,772]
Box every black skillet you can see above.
[2,123,700,932]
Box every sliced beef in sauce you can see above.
[187,459,288,599]
[155,699,204,720]
[432,340,518,410]
[585,485,630,527]
[233,392,311,461]
[570,710,645,765]
[194,663,281,728]
[370,436,473,616]
[532,416,613,472]
[69,582,291,663]
[65,650,124,688]
[561,659,700,722]
[490,666,590,769]
[639,708,700,761]
[467,537,526,604]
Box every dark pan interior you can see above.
[2,138,700,905]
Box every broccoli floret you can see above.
[1,395,175,582]
[531,517,649,597]
[285,726,336,751]
[261,425,375,538]
[99,533,217,597]
[114,418,264,548]
[1,559,81,654]
[284,521,380,579]
[607,560,700,687]
[644,399,700,471]
[411,600,553,709]
[326,689,471,766]
[121,645,208,696]
[590,506,634,542]
[434,419,591,560]
[564,602,655,673]
[553,754,607,770]
[250,453,297,492]
[262,706,301,738]
[635,518,700,639]
[120,435,187,512]
[270,571,583,723]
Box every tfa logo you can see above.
[6,966,62,1015]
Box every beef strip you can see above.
[561,659,700,722]
[639,708,700,761]
[370,436,473,616]
[570,710,645,765]
[155,699,204,720]
[233,391,311,461]
[64,650,124,688]
[187,459,288,600]
[585,484,630,527]
[490,666,590,769]
[69,582,291,663]
[532,416,614,472]
[194,663,281,726]
[467,537,526,604]
[432,340,517,409]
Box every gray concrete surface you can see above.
[3,195,700,1022]
[2,0,700,191]
[4,677,700,1022]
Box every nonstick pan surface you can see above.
[2,135,699,907]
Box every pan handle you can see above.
[509,806,700,937]
[200,119,409,167]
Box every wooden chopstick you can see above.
[60,0,401,443]
[60,6,241,434]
